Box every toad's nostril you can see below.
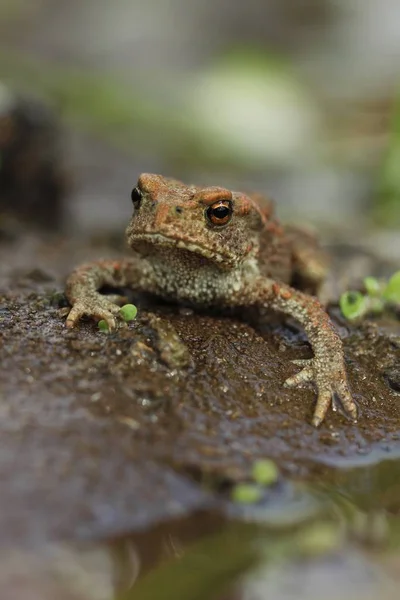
[175,206,183,214]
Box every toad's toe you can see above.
[312,390,333,427]
[284,367,314,388]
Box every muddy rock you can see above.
[0,234,399,549]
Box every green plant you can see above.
[339,271,400,321]
[119,304,137,322]
[231,459,280,504]
[251,459,279,486]
[374,93,400,227]
[98,319,109,332]
[383,271,400,304]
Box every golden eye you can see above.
[205,200,233,226]
[131,187,142,209]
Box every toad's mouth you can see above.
[129,232,234,265]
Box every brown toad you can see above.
[65,173,357,427]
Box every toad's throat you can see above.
[130,232,234,264]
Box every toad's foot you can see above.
[65,293,126,330]
[284,358,357,427]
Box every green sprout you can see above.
[232,458,279,504]
[339,270,400,321]
[97,304,137,333]
[251,459,279,486]
[119,303,138,322]
[339,291,368,321]
[231,484,262,504]
[98,319,109,333]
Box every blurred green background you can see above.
[1,0,399,237]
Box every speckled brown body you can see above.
[65,173,358,427]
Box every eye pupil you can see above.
[206,200,232,226]
[131,187,142,208]
[213,206,229,218]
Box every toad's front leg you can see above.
[65,257,156,329]
[235,277,357,426]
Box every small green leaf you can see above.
[339,291,368,321]
[231,484,262,504]
[251,459,279,486]
[98,319,109,332]
[119,303,138,321]
[383,271,400,304]
[363,276,382,297]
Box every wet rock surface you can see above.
[0,235,399,550]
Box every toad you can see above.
[65,173,357,427]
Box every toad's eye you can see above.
[131,187,142,210]
[205,200,233,226]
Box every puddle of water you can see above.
[112,456,400,600]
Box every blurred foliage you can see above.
[0,0,45,30]
[339,272,400,321]
[183,47,320,169]
[383,271,400,304]
[0,49,190,159]
[0,47,315,173]
[0,0,29,21]
[375,93,400,227]
[0,40,399,224]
